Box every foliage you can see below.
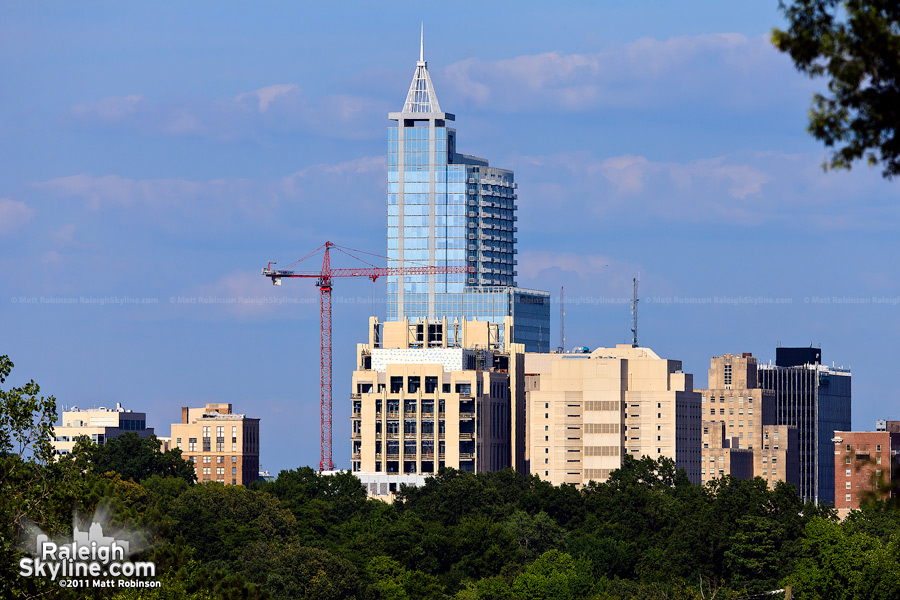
[784,516,900,599]
[772,1,900,178]
[77,431,196,484]
[0,354,57,462]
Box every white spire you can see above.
[401,25,442,114]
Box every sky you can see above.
[2,1,898,475]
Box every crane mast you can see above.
[263,241,472,471]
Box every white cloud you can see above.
[513,149,894,232]
[69,94,144,121]
[235,84,301,113]
[441,33,805,112]
[65,84,384,141]
[0,198,35,234]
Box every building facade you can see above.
[833,422,900,518]
[702,421,753,482]
[52,403,153,456]
[386,33,550,351]
[350,317,525,497]
[523,345,702,487]
[170,403,260,486]
[758,346,851,504]
[697,353,799,489]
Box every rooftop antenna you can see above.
[557,285,565,353]
[631,275,639,347]
[419,22,424,63]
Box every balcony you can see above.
[421,433,434,440]
[386,432,399,440]
[375,431,382,439]
[459,412,475,419]
[404,433,417,440]
[404,411,417,418]
[459,453,475,460]
[350,393,361,399]
[386,411,400,418]
[459,432,475,440]
[386,453,400,460]
[351,432,361,440]
[352,452,360,460]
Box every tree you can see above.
[77,431,196,483]
[785,517,900,599]
[0,355,57,463]
[772,1,900,179]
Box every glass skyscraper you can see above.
[386,35,550,351]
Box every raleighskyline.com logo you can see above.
[18,506,159,589]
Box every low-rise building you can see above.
[170,403,260,485]
[833,421,900,518]
[52,403,153,456]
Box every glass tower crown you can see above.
[386,35,550,352]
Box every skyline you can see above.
[2,2,898,474]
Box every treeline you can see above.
[3,355,900,599]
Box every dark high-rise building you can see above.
[758,347,851,504]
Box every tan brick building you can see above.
[523,345,702,487]
[702,420,753,481]
[698,353,798,489]
[350,317,525,497]
[833,422,900,518]
[171,403,260,485]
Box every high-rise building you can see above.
[833,422,900,518]
[350,317,526,497]
[386,32,550,351]
[170,403,260,486]
[51,403,153,457]
[697,353,799,489]
[758,346,851,504]
[523,345,702,487]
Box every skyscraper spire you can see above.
[401,25,442,114]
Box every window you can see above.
[846,469,851,476]
[232,456,237,463]
[877,444,882,452]
[188,438,197,452]
[544,458,548,464]
[846,481,851,489]
[203,456,211,464]
[846,493,852,502]
[846,456,851,464]
[545,403,549,409]
[217,456,224,464]
[544,448,548,454]
[724,364,732,385]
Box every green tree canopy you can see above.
[77,431,196,484]
[773,1,900,178]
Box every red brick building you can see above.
[833,422,900,518]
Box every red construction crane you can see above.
[262,241,473,471]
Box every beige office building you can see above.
[171,403,260,486]
[698,353,798,488]
[524,345,702,487]
[52,403,154,456]
[350,317,525,496]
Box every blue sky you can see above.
[2,1,898,474]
